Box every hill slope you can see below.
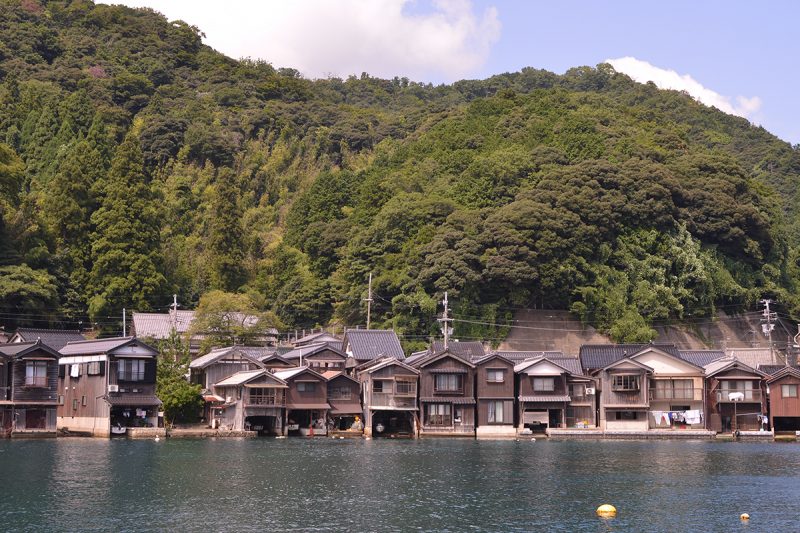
[0,0,799,348]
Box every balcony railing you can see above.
[649,389,703,401]
[570,394,592,404]
[246,395,285,407]
[24,377,48,387]
[371,393,416,409]
[605,390,648,406]
[716,390,762,403]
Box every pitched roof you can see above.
[473,353,514,366]
[343,329,405,361]
[725,348,780,368]
[759,364,794,376]
[188,346,263,369]
[281,343,346,361]
[60,337,157,356]
[0,340,61,359]
[679,350,727,367]
[132,310,196,338]
[214,369,269,387]
[491,351,566,364]
[12,328,85,350]
[412,349,475,369]
[321,370,358,383]
[294,331,342,347]
[273,366,325,382]
[360,357,420,375]
[766,366,800,383]
[431,341,485,359]
[704,357,766,378]
[579,344,680,370]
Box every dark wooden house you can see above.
[766,366,800,432]
[704,358,768,433]
[411,349,476,437]
[0,340,61,437]
[281,343,347,371]
[342,329,405,372]
[473,353,516,437]
[189,346,265,423]
[322,370,363,434]
[358,357,419,438]
[273,367,330,436]
[58,337,162,437]
[9,328,85,351]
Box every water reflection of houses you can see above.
[57,337,162,437]
[0,341,61,437]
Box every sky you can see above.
[104,0,800,145]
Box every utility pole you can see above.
[171,294,178,333]
[122,308,126,337]
[761,299,777,362]
[438,292,453,350]
[364,272,373,330]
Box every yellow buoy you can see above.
[596,504,617,517]
[740,513,750,521]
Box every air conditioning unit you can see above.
[108,384,119,393]
[585,387,596,395]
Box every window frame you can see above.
[24,361,48,387]
[486,369,505,383]
[426,403,452,426]
[612,374,640,391]
[434,374,464,393]
[533,377,555,392]
[487,400,504,424]
[782,384,798,398]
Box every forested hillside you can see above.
[1,0,799,347]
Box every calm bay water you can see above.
[0,438,798,532]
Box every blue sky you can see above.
[109,0,799,145]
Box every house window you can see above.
[87,362,101,375]
[72,399,78,410]
[435,374,463,393]
[395,379,416,396]
[249,388,280,405]
[782,384,798,398]
[612,375,639,391]
[58,395,64,405]
[533,377,555,392]
[426,403,452,426]
[118,359,145,381]
[615,410,639,420]
[329,387,351,400]
[653,379,693,399]
[488,401,504,423]
[81,395,87,406]
[570,384,586,398]
[486,369,504,383]
[25,361,48,387]
[297,382,316,392]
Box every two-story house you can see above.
[189,346,265,423]
[765,366,800,433]
[211,369,288,434]
[358,357,419,438]
[474,353,516,437]
[704,358,768,433]
[342,329,405,373]
[322,370,363,434]
[411,349,476,437]
[0,340,61,437]
[57,337,162,437]
[281,343,347,371]
[515,355,595,432]
[273,367,330,436]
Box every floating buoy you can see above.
[740,513,750,521]
[154,435,160,442]
[596,504,617,517]
[531,437,536,442]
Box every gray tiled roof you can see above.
[0,340,61,358]
[294,332,341,347]
[579,344,680,371]
[491,351,565,364]
[132,310,195,338]
[343,329,405,361]
[725,348,779,368]
[759,364,798,376]
[13,328,85,350]
[431,341,485,359]
[60,337,157,356]
[679,350,726,367]
[281,343,346,361]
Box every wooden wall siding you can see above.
[306,350,346,364]
[518,374,568,397]
[475,359,515,400]
[705,376,768,432]
[327,376,362,413]
[421,401,475,431]
[286,375,328,407]
[476,399,514,426]
[12,358,59,403]
[204,361,259,389]
[58,374,108,419]
[419,357,475,399]
[0,365,7,401]
[600,371,649,407]
[770,375,800,418]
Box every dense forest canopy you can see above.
[0,0,798,349]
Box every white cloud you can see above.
[104,0,500,82]
[606,57,762,119]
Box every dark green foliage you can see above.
[0,0,798,343]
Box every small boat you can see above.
[111,424,127,435]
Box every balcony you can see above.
[570,394,592,404]
[649,389,703,401]
[605,390,648,407]
[246,395,285,407]
[716,390,762,403]
[371,393,416,409]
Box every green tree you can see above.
[88,131,165,323]
[190,290,284,350]
[156,331,202,427]
[208,168,246,291]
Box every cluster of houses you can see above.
[2,317,800,439]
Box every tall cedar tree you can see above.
[44,139,103,317]
[88,131,165,323]
[208,167,246,291]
